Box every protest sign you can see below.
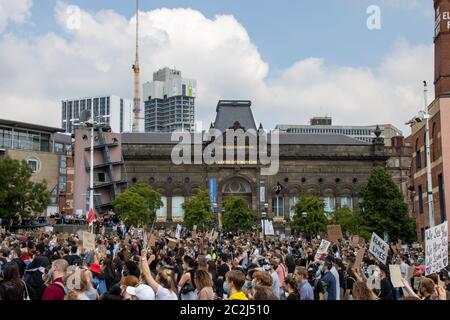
[354,247,366,271]
[82,232,95,251]
[327,225,343,242]
[149,234,157,248]
[389,265,404,288]
[425,221,448,276]
[368,233,389,265]
[176,224,182,240]
[314,239,331,260]
[212,231,219,242]
[264,220,275,236]
[166,237,178,249]
[352,236,360,246]
[366,265,381,290]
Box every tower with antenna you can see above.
[132,0,142,132]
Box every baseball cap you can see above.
[126,284,155,300]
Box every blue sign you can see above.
[209,178,217,213]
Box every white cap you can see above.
[126,284,155,300]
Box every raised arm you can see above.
[140,249,159,293]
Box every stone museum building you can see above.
[120,100,398,232]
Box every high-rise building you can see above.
[275,117,403,146]
[61,95,133,134]
[143,67,196,132]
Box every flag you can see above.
[87,208,96,225]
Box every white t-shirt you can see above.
[271,271,280,298]
[156,284,178,300]
[330,266,340,301]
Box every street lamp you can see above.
[71,112,108,234]
[405,81,434,228]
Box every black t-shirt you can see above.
[309,278,325,300]
[346,276,356,293]
[286,293,300,300]
[379,278,393,300]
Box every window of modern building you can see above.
[59,175,67,192]
[156,196,168,219]
[340,197,353,209]
[172,196,185,218]
[288,196,298,218]
[55,143,64,153]
[60,155,67,175]
[322,197,336,213]
[27,156,40,174]
[272,196,284,217]
[418,185,424,214]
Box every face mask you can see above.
[223,281,229,294]
[251,279,256,289]
[47,269,53,280]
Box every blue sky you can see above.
[0,0,437,131]
[12,0,434,74]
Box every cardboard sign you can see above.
[425,221,448,276]
[352,236,360,246]
[149,234,157,248]
[166,237,178,249]
[314,239,331,260]
[327,225,343,242]
[82,232,96,251]
[389,265,404,288]
[212,231,219,242]
[369,233,389,265]
[354,247,366,271]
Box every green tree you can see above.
[222,195,256,233]
[331,206,363,237]
[291,194,328,237]
[182,187,214,231]
[0,157,51,224]
[112,183,163,227]
[359,166,416,242]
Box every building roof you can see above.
[122,132,196,145]
[0,119,65,133]
[213,100,257,132]
[122,132,368,146]
[275,133,369,145]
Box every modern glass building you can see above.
[61,95,134,134]
[143,67,196,132]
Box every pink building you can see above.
[73,128,127,216]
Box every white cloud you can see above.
[0,2,434,136]
[0,0,32,32]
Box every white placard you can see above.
[369,232,389,265]
[176,224,182,239]
[425,222,448,276]
[315,239,331,260]
[264,220,275,236]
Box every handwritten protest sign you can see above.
[314,239,331,260]
[425,221,448,276]
[354,247,366,271]
[82,232,96,251]
[389,264,404,288]
[327,225,343,242]
[166,237,178,249]
[369,232,389,265]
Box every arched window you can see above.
[415,138,422,170]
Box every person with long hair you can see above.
[140,249,178,300]
[284,275,300,300]
[0,262,26,300]
[194,269,214,300]
[178,255,197,300]
[352,281,376,300]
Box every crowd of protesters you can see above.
[0,225,449,301]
